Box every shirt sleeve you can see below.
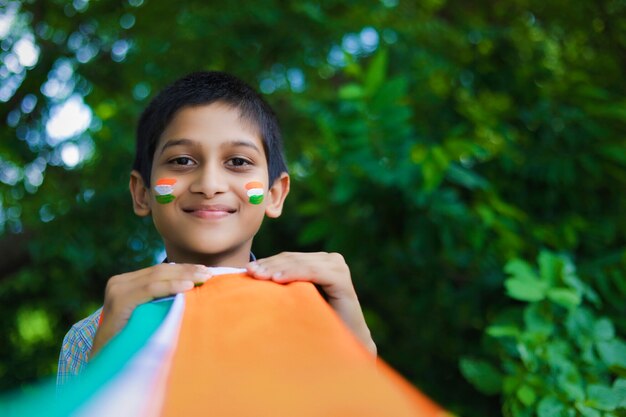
[56,307,102,388]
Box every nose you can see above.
[188,161,228,197]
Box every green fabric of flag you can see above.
[0,300,172,417]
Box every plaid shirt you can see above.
[57,307,102,387]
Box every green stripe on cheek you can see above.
[156,194,175,204]
[249,195,264,205]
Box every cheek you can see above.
[150,210,170,238]
[153,177,178,204]
[244,181,265,205]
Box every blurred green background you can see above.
[1,0,626,415]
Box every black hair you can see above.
[133,71,288,187]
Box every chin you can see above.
[186,242,249,259]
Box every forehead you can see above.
[156,103,265,153]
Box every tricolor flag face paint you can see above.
[245,181,264,205]
[154,178,177,204]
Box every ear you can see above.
[265,172,290,218]
[129,170,152,217]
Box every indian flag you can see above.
[245,181,264,205]
[154,178,176,204]
[2,269,445,417]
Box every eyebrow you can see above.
[158,138,197,156]
[158,138,262,156]
[221,139,262,154]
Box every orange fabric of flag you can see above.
[161,273,445,417]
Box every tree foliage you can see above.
[462,251,626,416]
[1,1,625,415]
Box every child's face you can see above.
[131,102,288,265]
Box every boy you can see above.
[57,71,376,386]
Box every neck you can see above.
[164,243,253,268]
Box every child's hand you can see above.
[90,263,212,358]
[246,252,377,356]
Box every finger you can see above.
[247,252,315,275]
[251,252,339,269]
[129,280,187,306]
[145,263,213,285]
[105,264,212,312]
[111,262,212,286]
[248,253,339,282]
[249,259,327,284]
[247,258,302,280]
[128,279,197,307]
[251,254,356,300]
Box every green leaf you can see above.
[561,266,586,299]
[516,342,537,370]
[446,164,489,190]
[613,379,626,407]
[411,145,428,165]
[538,396,565,417]
[517,384,536,406]
[371,76,408,113]
[524,302,553,335]
[15,308,54,345]
[421,146,449,191]
[593,318,615,341]
[538,251,561,285]
[546,288,582,308]
[505,259,539,282]
[586,384,621,411]
[486,325,520,338]
[566,307,595,337]
[597,340,626,372]
[575,403,602,417]
[561,380,586,402]
[583,285,602,309]
[364,48,387,95]
[459,358,503,395]
[338,83,364,100]
[547,344,575,373]
[613,379,626,389]
[505,277,548,302]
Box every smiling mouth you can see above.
[182,205,237,219]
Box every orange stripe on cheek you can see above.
[245,181,264,190]
[156,178,177,186]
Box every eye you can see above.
[169,156,195,166]
[227,157,252,168]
